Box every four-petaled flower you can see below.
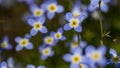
[27,16,48,36]
[15,35,33,51]
[39,45,54,60]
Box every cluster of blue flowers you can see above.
[0,0,119,68]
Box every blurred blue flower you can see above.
[88,0,110,12]
[85,46,106,68]
[17,0,34,5]
[51,28,66,42]
[0,36,12,50]
[26,64,46,68]
[63,12,86,32]
[70,35,87,52]
[42,0,64,19]
[15,35,33,51]
[29,4,46,18]
[107,48,120,68]
[0,61,7,68]
[63,47,87,68]
[43,32,57,46]
[7,57,14,68]
[39,45,54,60]
[27,16,48,36]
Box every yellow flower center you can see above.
[20,39,28,46]
[72,54,81,63]
[48,4,57,12]
[1,41,7,48]
[34,9,43,16]
[91,52,101,61]
[55,33,61,39]
[71,41,79,48]
[34,22,42,30]
[70,19,79,27]
[43,48,50,55]
[79,64,84,68]
[45,37,54,45]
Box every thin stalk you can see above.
[99,0,104,45]
[77,32,81,45]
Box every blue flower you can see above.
[7,57,14,68]
[29,4,46,18]
[51,28,66,42]
[0,61,7,68]
[43,32,57,46]
[42,0,64,19]
[85,46,106,67]
[17,0,34,5]
[88,0,110,12]
[64,12,84,32]
[27,16,48,36]
[0,36,12,50]
[70,35,87,52]
[15,35,33,51]
[39,45,54,60]
[26,64,46,68]
[63,47,87,68]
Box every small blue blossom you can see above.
[27,16,48,36]
[15,35,33,51]
[42,0,64,19]
[64,12,86,32]
[43,32,57,46]
[88,0,111,12]
[85,46,106,68]
[26,64,46,68]
[51,28,66,42]
[0,36,12,50]
[29,4,46,18]
[39,45,54,60]
[63,47,87,68]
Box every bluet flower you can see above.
[63,47,87,68]
[51,28,66,42]
[15,35,33,51]
[0,61,7,68]
[29,4,45,17]
[0,36,12,50]
[85,46,106,67]
[27,16,48,36]
[42,0,64,19]
[39,45,54,60]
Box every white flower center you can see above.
[48,4,57,12]
[20,39,28,46]
[44,36,54,45]
[34,22,42,30]
[72,54,81,64]
[70,19,79,28]
[34,9,43,16]
[43,48,50,55]
[55,33,61,39]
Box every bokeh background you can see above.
[0,0,120,68]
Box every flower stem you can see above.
[99,0,104,45]
[77,32,81,45]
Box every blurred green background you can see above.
[0,0,120,68]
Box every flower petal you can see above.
[47,12,55,20]
[30,28,38,36]
[25,42,33,50]
[63,54,72,62]
[60,36,66,40]
[109,48,117,57]
[65,12,73,21]
[56,5,64,13]
[57,28,63,34]
[26,64,35,68]
[27,19,35,26]
[40,26,48,33]
[37,66,46,68]
[41,55,48,60]
[64,23,72,31]
[37,16,46,24]
[16,45,23,51]
[70,63,78,68]
[74,25,82,32]
[15,37,22,43]
[100,3,108,12]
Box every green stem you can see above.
[99,0,104,45]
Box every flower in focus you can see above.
[42,0,64,19]
[29,4,45,18]
[39,45,54,60]
[0,36,12,50]
[15,35,33,51]
[63,47,87,68]
[51,28,66,42]
[26,64,46,68]
[88,0,111,12]
[27,16,48,36]
[85,46,106,68]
